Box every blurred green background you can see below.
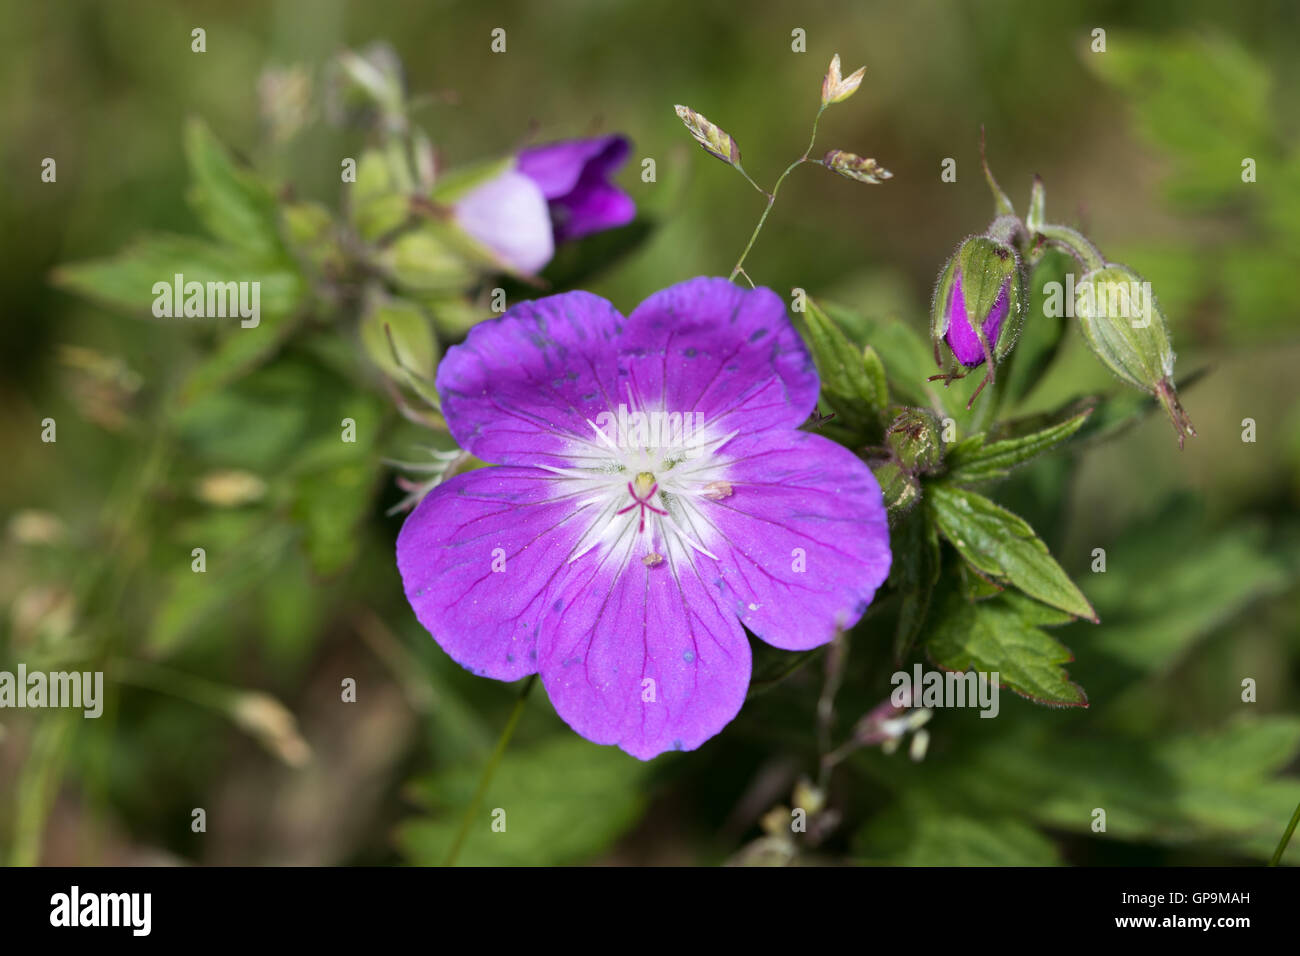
[2,0,1299,865]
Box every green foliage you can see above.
[927,483,1097,621]
[398,736,651,865]
[801,297,889,440]
[943,408,1090,485]
[926,590,1086,707]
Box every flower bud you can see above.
[931,236,1026,372]
[872,461,920,522]
[1073,264,1196,446]
[885,408,944,474]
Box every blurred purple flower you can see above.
[454,135,635,275]
[396,277,892,759]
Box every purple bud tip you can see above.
[944,270,1009,368]
[516,135,636,244]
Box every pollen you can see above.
[643,552,664,567]
[701,480,733,500]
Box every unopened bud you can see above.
[873,461,920,521]
[885,408,944,474]
[1073,264,1196,447]
[931,236,1026,370]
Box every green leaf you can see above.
[52,235,303,318]
[149,514,293,656]
[802,298,888,437]
[177,308,305,407]
[945,408,1091,485]
[286,421,383,576]
[398,735,650,865]
[926,590,1087,707]
[1082,502,1289,674]
[856,804,1062,865]
[1085,33,1271,209]
[857,715,1300,863]
[819,302,943,411]
[183,118,285,258]
[889,507,940,660]
[927,483,1097,621]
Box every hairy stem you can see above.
[1034,223,1106,272]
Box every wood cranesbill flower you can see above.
[455,135,635,274]
[396,277,892,759]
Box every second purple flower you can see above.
[454,135,636,275]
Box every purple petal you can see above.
[944,271,1009,368]
[435,291,626,467]
[517,135,628,200]
[454,170,555,274]
[621,277,819,436]
[518,136,635,243]
[539,521,751,760]
[550,178,636,243]
[705,429,891,650]
[396,466,592,680]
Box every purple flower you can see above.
[944,269,1010,367]
[454,135,635,275]
[517,135,635,243]
[395,277,892,760]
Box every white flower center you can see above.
[541,404,736,571]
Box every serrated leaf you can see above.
[183,118,285,258]
[945,409,1091,485]
[820,302,949,411]
[890,507,940,660]
[928,483,1097,621]
[926,591,1087,706]
[803,298,888,437]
